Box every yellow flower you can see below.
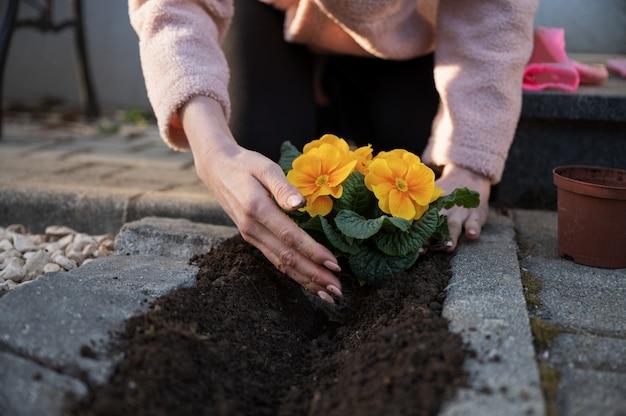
[352,144,373,174]
[304,134,372,175]
[364,149,443,220]
[302,133,351,155]
[287,143,357,216]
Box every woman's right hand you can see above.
[180,96,343,304]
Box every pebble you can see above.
[0,224,115,294]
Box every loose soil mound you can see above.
[69,235,468,416]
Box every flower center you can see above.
[396,177,408,192]
[316,175,329,187]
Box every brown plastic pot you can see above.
[553,166,626,269]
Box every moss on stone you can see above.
[538,362,562,416]
[529,316,562,351]
[521,270,543,310]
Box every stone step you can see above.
[495,54,626,209]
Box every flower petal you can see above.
[388,189,416,220]
[305,195,333,217]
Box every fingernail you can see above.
[287,195,305,209]
[323,260,341,272]
[317,291,335,304]
[446,240,454,247]
[467,229,477,236]
[419,247,426,254]
[326,284,343,298]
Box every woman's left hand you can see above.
[434,163,491,251]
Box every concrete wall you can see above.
[3,0,149,111]
[534,0,626,54]
[2,0,626,111]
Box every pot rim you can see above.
[553,165,626,200]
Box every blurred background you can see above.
[1,0,625,115]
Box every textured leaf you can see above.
[380,216,412,232]
[431,214,451,242]
[373,228,420,257]
[319,216,360,255]
[333,171,373,214]
[334,210,384,239]
[347,247,394,286]
[299,214,324,232]
[373,209,438,256]
[278,141,301,174]
[410,208,440,241]
[385,249,420,274]
[431,187,480,211]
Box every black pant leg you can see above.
[321,54,439,154]
[222,0,317,161]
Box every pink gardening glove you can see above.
[606,58,626,78]
[523,27,607,91]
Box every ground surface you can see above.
[68,235,468,416]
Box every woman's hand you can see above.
[180,96,343,304]
[435,163,491,251]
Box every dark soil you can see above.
[69,235,468,416]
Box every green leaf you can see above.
[284,207,312,226]
[380,216,412,233]
[373,208,438,256]
[299,214,324,232]
[334,210,415,240]
[333,171,374,214]
[334,210,384,239]
[347,247,394,286]
[431,187,480,211]
[319,216,361,255]
[347,246,420,286]
[278,141,301,174]
[431,214,451,242]
[373,228,421,257]
[386,249,420,274]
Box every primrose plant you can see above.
[279,134,479,286]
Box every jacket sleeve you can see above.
[128,0,234,150]
[421,0,539,183]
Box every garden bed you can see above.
[69,235,468,416]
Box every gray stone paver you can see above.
[115,216,238,258]
[513,209,626,416]
[0,256,197,386]
[525,257,626,335]
[0,352,88,416]
[551,334,626,371]
[441,213,545,416]
[557,368,626,416]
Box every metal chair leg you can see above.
[72,0,99,119]
[0,0,20,139]
[0,0,100,138]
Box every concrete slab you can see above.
[440,213,545,416]
[513,209,626,416]
[115,216,238,258]
[524,257,626,336]
[0,255,197,390]
[0,352,88,416]
[557,368,626,416]
[551,333,626,371]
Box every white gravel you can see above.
[0,224,114,295]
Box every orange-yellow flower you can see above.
[303,133,351,155]
[304,134,372,175]
[364,149,444,220]
[287,142,357,216]
[352,144,373,174]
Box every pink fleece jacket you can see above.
[128,0,538,183]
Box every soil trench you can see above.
[69,235,468,416]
